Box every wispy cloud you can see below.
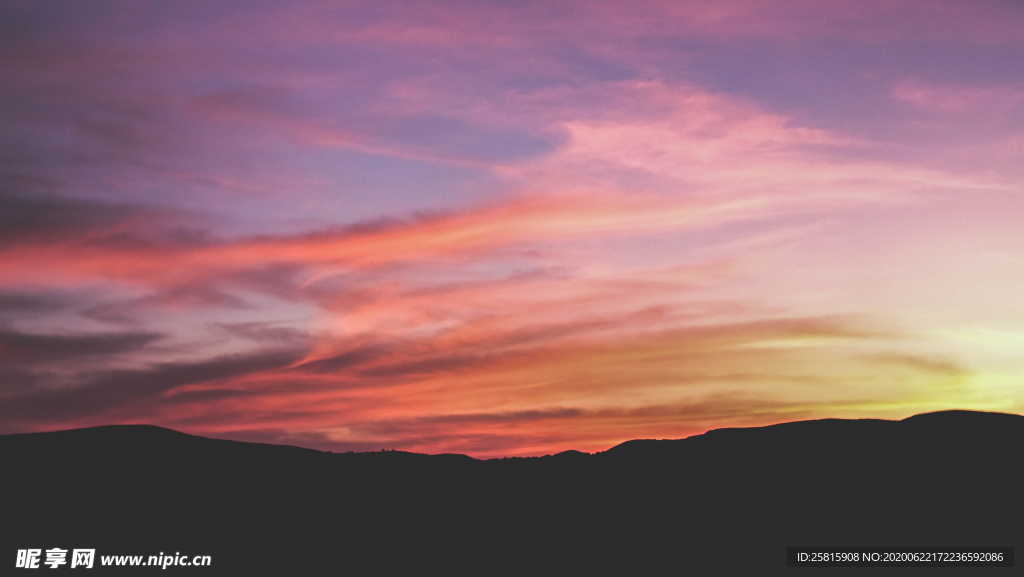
[1,0,1022,455]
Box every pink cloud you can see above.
[892,79,1024,114]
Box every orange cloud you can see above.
[117,315,972,457]
[0,188,826,289]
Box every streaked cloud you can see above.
[1,0,1021,455]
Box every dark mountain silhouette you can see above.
[3,410,1020,574]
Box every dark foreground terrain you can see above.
[3,410,1020,575]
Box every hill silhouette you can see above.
[3,410,1020,574]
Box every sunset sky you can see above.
[2,0,1023,456]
